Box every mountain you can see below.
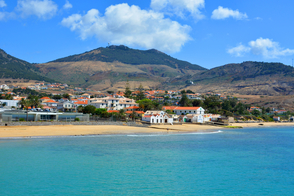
[0,49,56,83]
[35,45,207,90]
[51,45,206,71]
[169,61,294,96]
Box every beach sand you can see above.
[231,122,294,128]
[0,122,293,138]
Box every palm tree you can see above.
[31,97,42,110]
[19,98,26,109]
[119,109,125,120]
[22,99,32,121]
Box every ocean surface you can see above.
[0,126,293,196]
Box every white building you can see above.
[0,99,20,108]
[0,84,9,90]
[173,107,205,115]
[142,111,173,124]
[89,97,138,110]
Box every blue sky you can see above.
[0,0,293,69]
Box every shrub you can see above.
[74,118,80,121]
[19,118,25,121]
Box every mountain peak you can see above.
[50,45,206,71]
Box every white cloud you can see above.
[249,38,293,58]
[227,43,250,57]
[61,3,191,53]
[0,11,16,21]
[150,0,205,20]
[63,0,72,10]
[16,0,58,19]
[0,12,5,20]
[211,6,247,20]
[0,0,7,8]
[228,38,294,58]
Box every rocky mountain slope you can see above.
[35,45,206,90]
[170,61,294,96]
[0,47,293,97]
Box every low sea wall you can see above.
[0,121,150,127]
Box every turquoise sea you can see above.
[0,126,293,195]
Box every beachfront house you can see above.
[173,107,205,115]
[142,111,173,124]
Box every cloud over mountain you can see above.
[228,38,294,58]
[61,3,191,53]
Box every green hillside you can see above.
[0,49,56,82]
[51,45,206,71]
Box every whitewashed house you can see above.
[173,107,205,115]
[142,111,173,124]
[185,114,204,123]
[89,97,138,110]
[0,99,19,108]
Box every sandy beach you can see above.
[0,122,293,138]
[231,122,294,128]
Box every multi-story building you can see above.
[89,96,138,110]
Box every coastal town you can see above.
[0,81,293,124]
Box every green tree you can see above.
[179,93,191,107]
[94,108,107,116]
[4,94,13,100]
[30,96,42,109]
[186,90,194,94]
[137,99,155,112]
[192,99,202,107]
[52,95,62,100]
[62,93,70,99]
[251,109,261,117]
[124,80,132,98]
[77,105,84,113]
[82,105,96,114]
[22,99,32,121]
[136,83,145,100]
[118,109,126,119]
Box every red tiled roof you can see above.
[135,111,144,114]
[125,111,133,114]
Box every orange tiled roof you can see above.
[126,106,139,109]
[40,97,51,100]
[107,110,119,113]
[162,106,178,110]
[44,100,58,103]
[74,100,88,105]
[174,107,200,110]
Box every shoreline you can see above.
[0,122,293,138]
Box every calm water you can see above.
[0,126,293,196]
